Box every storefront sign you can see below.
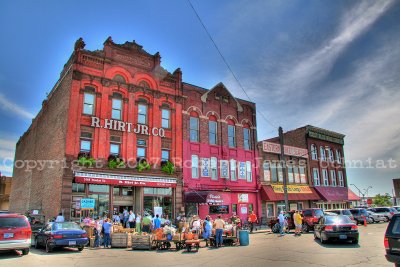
[220,160,229,179]
[80,198,95,210]
[290,203,298,211]
[201,158,210,177]
[91,116,165,137]
[308,131,344,145]
[206,192,231,205]
[262,142,308,158]
[271,185,313,194]
[238,162,246,179]
[74,171,176,188]
[238,193,249,203]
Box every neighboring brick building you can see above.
[0,176,12,210]
[10,37,184,220]
[182,82,259,222]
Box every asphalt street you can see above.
[0,223,391,267]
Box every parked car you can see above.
[269,211,299,233]
[392,206,400,212]
[324,212,338,216]
[314,215,359,244]
[302,208,324,232]
[368,207,396,221]
[0,213,32,255]
[325,209,354,221]
[349,208,369,225]
[33,222,88,253]
[384,214,400,265]
[367,210,386,223]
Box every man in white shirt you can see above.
[278,211,286,236]
[55,212,65,223]
[128,210,136,228]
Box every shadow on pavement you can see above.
[0,250,23,259]
[314,239,361,248]
[30,247,82,256]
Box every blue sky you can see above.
[0,0,399,196]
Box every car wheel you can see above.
[272,223,280,233]
[45,241,53,253]
[78,246,84,252]
[22,248,30,255]
[302,224,309,233]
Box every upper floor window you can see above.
[299,166,307,184]
[138,103,147,124]
[243,127,251,150]
[313,168,320,186]
[161,150,170,162]
[277,163,283,182]
[246,161,252,182]
[161,109,170,129]
[293,166,300,183]
[328,148,334,162]
[110,143,120,156]
[112,98,122,120]
[191,155,199,178]
[230,159,237,181]
[209,117,217,145]
[330,170,337,186]
[83,92,95,115]
[228,122,236,147]
[322,169,329,186]
[288,165,294,183]
[336,150,342,164]
[320,146,327,161]
[270,163,278,183]
[338,171,344,187]
[80,132,92,153]
[211,157,218,180]
[311,144,318,160]
[137,139,146,160]
[190,116,199,142]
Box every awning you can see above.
[184,191,231,205]
[260,185,320,201]
[314,186,360,201]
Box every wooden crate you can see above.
[83,226,94,238]
[89,237,95,248]
[132,235,154,250]
[111,233,132,248]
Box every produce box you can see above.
[132,234,154,250]
[111,233,132,248]
[83,225,94,238]
[89,237,95,248]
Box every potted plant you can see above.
[108,155,125,169]
[77,154,96,167]
[136,158,151,172]
[161,161,175,175]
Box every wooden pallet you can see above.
[111,233,132,248]
[132,235,154,250]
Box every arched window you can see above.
[336,149,342,164]
[139,80,150,88]
[111,93,123,120]
[243,123,251,150]
[137,99,148,125]
[209,115,217,145]
[328,148,334,162]
[311,144,318,160]
[82,86,96,115]
[227,120,236,148]
[113,74,126,84]
[320,146,326,161]
[190,112,199,142]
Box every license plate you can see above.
[4,233,14,238]
[69,241,76,245]
[339,235,347,239]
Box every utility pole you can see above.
[279,127,289,212]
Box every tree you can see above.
[373,193,392,207]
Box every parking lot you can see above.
[0,222,391,267]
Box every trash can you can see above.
[238,230,250,246]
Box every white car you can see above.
[367,211,386,223]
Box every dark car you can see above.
[349,208,369,225]
[384,214,400,266]
[0,213,32,255]
[314,215,359,244]
[302,208,324,232]
[269,211,296,233]
[33,222,88,253]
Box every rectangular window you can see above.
[313,168,320,186]
[320,146,326,161]
[338,171,344,187]
[330,170,337,186]
[329,149,335,162]
[161,150,170,162]
[113,187,120,196]
[271,163,278,182]
[209,205,229,214]
[299,166,307,184]
[230,159,237,181]
[243,128,251,150]
[138,104,147,124]
[336,150,342,164]
[192,155,199,178]
[293,166,300,183]
[80,140,91,153]
[110,143,120,156]
[232,204,237,214]
[211,157,218,180]
[311,145,318,160]
[288,166,294,183]
[137,147,146,158]
[112,98,122,120]
[83,93,95,115]
[322,169,329,186]
[246,161,252,182]
[161,109,170,128]
[190,117,199,142]
[72,183,85,193]
[277,163,283,182]
[220,160,229,179]
[209,121,217,145]
[263,162,271,182]
[228,125,236,147]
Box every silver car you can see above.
[368,207,397,221]
[367,210,386,223]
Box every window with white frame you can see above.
[112,98,122,120]
[313,168,320,186]
[191,155,199,178]
[228,125,236,147]
[288,166,294,183]
[211,157,218,180]
[328,148,334,162]
[322,169,329,186]
[293,166,300,183]
[263,162,271,182]
[83,92,95,115]
[190,117,199,142]
[243,128,251,150]
[209,121,217,145]
[299,166,307,184]
[336,150,342,164]
[246,161,252,182]
[311,144,318,160]
[277,163,283,182]
[338,171,344,187]
[138,103,148,124]
[330,170,337,186]
[320,146,326,161]
[161,109,170,128]
[230,159,237,181]
[271,162,278,182]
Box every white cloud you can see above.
[0,93,34,120]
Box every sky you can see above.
[0,0,399,197]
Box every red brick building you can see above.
[10,37,184,220]
[182,83,259,222]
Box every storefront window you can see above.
[122,187,133,196]
[249,204,253,213]
[209,205,229,214]
[297,202,303,211]
[143,187,172,219]
[72,183,85,193]
[88,194,110,218]
[113,187,120,196]
[89,184,109,193]
[267,203,274,217]
[185,203,198,217]
[232,204,237,214]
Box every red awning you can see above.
[184,191,231,204]
[314,186,360,201]
[260,186,320,201]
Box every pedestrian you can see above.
[278,211,286,236]
[102,218,112,248]
[153,214,161,230]
[142,214,152,233]
[113,212,120,223]
[93,220,101,248]
[123,208,129,227]
[293,210,303,236]
[213,215,225,248]
[55,212,65,223]
[202,216,212,246]
[192,216,201,234]
[248,211,258,233]
[128,210,136,229]
[135,213,142,233]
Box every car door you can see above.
[386,216,400,255]
[36,225,46,245]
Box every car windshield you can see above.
[376,208,389,212]
[52,222,82,230]
[390,208,397,212]
[0,217,28,228]
[342,210,352,216]
[324,215,353,225]
[315,210,324,217]
[390,217,400,234]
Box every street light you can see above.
[350,184,372,207]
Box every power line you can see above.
[187,0,278,132]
